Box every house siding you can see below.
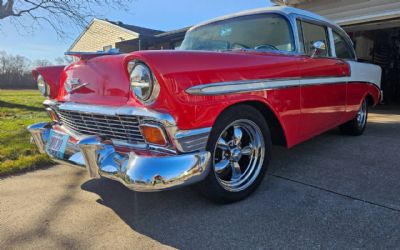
[273,0,400,26]
[69,19,139,52]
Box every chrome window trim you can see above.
[183,7,350,57]
[328,27,337,58]
[330,28,357,61]
[290,13,356,60]
[183,11,300,55]
[293,16,332,57]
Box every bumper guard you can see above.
[27,122,211,192]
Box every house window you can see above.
[103,45,112,51]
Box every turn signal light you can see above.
[140,125,168,146]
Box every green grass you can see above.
[0,89,52,176]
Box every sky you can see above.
[0,0,272,61]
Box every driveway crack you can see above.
[269,174,400,212]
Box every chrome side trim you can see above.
[173,127,211,152]
[186,78,301,95]
[186,73,381,96]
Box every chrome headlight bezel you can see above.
[37,74,50,97]
[128,61,160,104]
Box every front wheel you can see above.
[197,105,271,203]
[339,98,368,136]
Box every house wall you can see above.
[69,19,139,52]
[273,0,400,26]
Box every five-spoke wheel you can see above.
[213,120,264,192]
[197,105,271,203]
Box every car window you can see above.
[300,21,330,57]
[180,14,295,52]
[333,30,355,60]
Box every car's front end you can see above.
[27,8,301,199]
[28,51,212,191]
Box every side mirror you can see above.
[311,41,326,57]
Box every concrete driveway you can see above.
[1,107,400,249]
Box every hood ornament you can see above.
[65,77,89,94]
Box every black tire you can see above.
[339,98,368,136]
[196,104,272,203]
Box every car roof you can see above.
[190,6,339,31]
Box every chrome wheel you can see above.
[212,119,265,192]
[357,100,367,128]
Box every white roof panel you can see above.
[190,6,336,31]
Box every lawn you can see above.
[0,89,52,176]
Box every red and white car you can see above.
[28,6,381,202]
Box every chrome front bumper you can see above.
[27,122,211,192]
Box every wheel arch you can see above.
[364,83,381,106]
[217,100,288,147]
[365,93,375,106]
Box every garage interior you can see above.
[344,19,400,104]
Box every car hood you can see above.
[57,50,299,106]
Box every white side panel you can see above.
[347,61,382,88]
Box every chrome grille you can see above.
[56,109,146,144]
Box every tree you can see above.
[32,58,52,67]
[54,56,73,65]
[0,0,131,37]
[0,50,34,88]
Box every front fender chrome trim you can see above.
[186,77,300,95]
[173,127,212,152]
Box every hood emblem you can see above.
[65,77,89,94]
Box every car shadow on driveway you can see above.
[80,107,400,249]
[81,170,400,249]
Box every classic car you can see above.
[28,6,382,203]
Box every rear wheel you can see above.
[197,105,271,203]
[339,98,368,136]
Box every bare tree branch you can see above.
[0,0,133,38]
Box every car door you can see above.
[331,29,362,122]
[296,19,348,140]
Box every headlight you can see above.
[37,74,49,96]
[128,62,159,104]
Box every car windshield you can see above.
[180,13,295,52]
